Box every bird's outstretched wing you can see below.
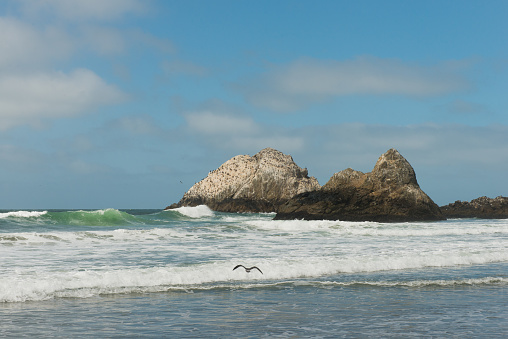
[233,264,246,271]
[251,266,263,274]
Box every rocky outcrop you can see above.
[165,148,320,213]
[440,196,508,219]
[275,149,444,222]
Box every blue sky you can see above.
[1,0,507,209]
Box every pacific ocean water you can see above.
[1,206,507,338]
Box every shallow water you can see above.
[1,207,507,337]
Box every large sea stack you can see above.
[275,149,444,222]
[440,196,508,219]
[165,148,320,213]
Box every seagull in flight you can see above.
[233,264,263,274]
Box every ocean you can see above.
[1,206,507,338]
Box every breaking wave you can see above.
[0,209,146,227]
[48,209,142,226]
[168,205,215,218]
[0,211,47,219]
[2,209,506,304]
[2,260,506,303]
[2,249,507,303]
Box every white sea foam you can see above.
[2,212,507,303]
[171,205,214,218]
[244,218,508,237]
[294,277,508,288]
[2,253,507,303]
[0,228,193,246]
[0,263,250,302]
[0,210,47,219]
[246,219,342,232]
[245,251,508,281]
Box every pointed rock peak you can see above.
[258,147,280,154]
[275,148,443,222]
[372,149,417,186]
[167,147,320,212]
[376,148,405,163]
[254,148,289,160]
[253,147,305,175]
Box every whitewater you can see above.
[1,206,507,337]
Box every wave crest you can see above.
[2,263,506,303]
[50,209,141,226]
[0,211,47,219]
[169,205,214,218]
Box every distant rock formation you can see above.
[440,196,508,219]
[275,149,444,222]
[165,148,320,213]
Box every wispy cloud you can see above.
[183,108,304,153]
[18,0,147,22]
[0,1,170,130]
[0,17,73,70]
[238,56,471,112]
[0,69,127,130]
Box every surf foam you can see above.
[2,257,507,303]
[0,211,47,219]
[171,205,214,218]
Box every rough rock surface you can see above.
[165,148,320,213]
[440,196,508,219]
[275,149,444,222]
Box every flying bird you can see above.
[233,264,263,274]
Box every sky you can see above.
[1,0,507,209]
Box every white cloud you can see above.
[183,110,304,153]
[0,69,127,130]
[0,14,172,65]
[0,17,73,70]
[0,16,130,130]
[240,56,471,112]
[19,0,147,22]
[0,3,175,131]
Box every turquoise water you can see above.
[1,206,507,337]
